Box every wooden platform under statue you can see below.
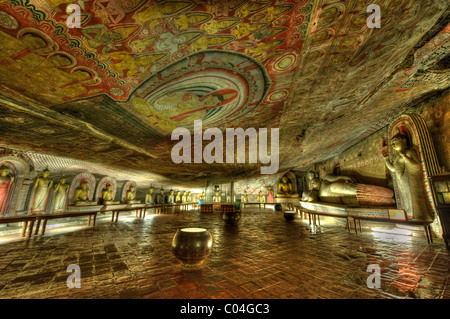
[275,196,299,210]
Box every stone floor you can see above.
[0,207,448,299]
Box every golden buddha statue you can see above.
[384,133,432,221]
[168,189,175,204]
[256,191,265,203]
[175,190,182,203]
[31,168,53,213]
[53,177,69,213]
[199,191,206,200]
[145,186,155,204]
[241,190,249,203]
[181,191,187,203]
[0,165,14,216]
[212,190,221,203]
[186,191,192,202]
[100,184,120,204]
[276,175,299,198]
[306,174,395,207]
[75,181,97,205]
[126,186,140,204]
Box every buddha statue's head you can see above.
[0,166,10,176]
[60,177,67,184]
[306,170,315,180]
[311,178,321,190]
[281,176,288,183]
[42,168,50,178]
[392,133,409,152]
[106,184,112,191]
[149,186,154,194]
[130,186,135,192]
[160,188,164,194]
[81,181,89,190]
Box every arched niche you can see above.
[95,176,118,202]
[68,172,96,205]
[121,180,136,203]
[387,113,442,221]
[0,154,33,216]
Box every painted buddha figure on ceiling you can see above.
[145,186,154,205]
[132,89,238,132]
[75,181,97,205]
[383,132,432,221]
[0,165,14,216]
[31,168,53,213]
[53,177,69,213]
[276,175,299,198]
[126,186,140,204]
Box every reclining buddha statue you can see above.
[302,174,395,207]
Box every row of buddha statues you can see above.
[0,122,437,222]
[74,184,195,206]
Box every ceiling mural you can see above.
[0,0,448,187]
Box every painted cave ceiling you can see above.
[0,0,449,187]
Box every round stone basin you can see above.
[172,227,213,266]
[284,211,296,221]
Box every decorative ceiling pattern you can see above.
[0,0,448,187]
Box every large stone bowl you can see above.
[172,227,213,266]
[223,210,241,225]
[284,210,296,221]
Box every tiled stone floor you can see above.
[0,207,448,299]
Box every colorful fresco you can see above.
[0,0,448,187]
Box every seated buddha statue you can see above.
[145,186,155,204]
[168,189,175,204]
[175,191,182,203]
[276,175,299,198]
[75,181,97,205]
[212,190,221,203]
[256,191,265,203]
[199,191,206,200]
[126,186,140,204]
[181,191,187,203]
[241,190,249,203]
[186,191,192,202]
[100,184,120,205]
